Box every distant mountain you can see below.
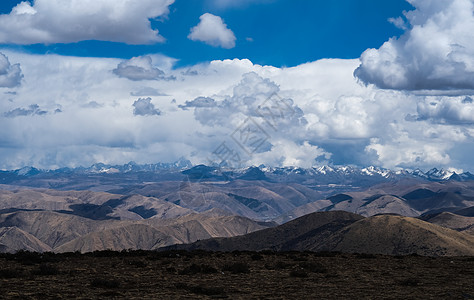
[163,211,474,256]
[2,175,473,223]
[2,162,473,186]
[421,212,474,235]
[0,189,194,221]
[0,162,473,254]
[0,210,274,253]
[0,226,52,253]
[163,211,363,252]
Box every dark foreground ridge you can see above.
[0,250,473,299]
[161,211,474,256]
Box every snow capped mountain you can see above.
[3,162,473,185]
[15,166,41,176]
[426,168,451,180]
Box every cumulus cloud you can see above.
[366,137,453,169]
[1,49,473,172]
[81,101,103,109]
[413,96,474,124]
[179,97,217,110]
[0,0,174,45]
[188,13,236,48]
[113,56,175,81]
[131,87,168,97]
[183,72,326,167]
[4,104,48,118]
[0,52,23,88]
[355,0,474,91]
[132,97,161,116]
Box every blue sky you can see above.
[0,0,412,67]
[0,0,473,172]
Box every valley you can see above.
[0,163,473,255]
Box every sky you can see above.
[0,0,473,172]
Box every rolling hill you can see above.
[0,209,274,253]
[163,211,474,256]
[421,212,474,235]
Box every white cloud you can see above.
[366,137,453,169]
[0,0,174,44]
[4,104,48,117]
[130,87,167,97]
[0,52,23,88]
[355,0,474,91]
[113,56,175,81]
[0,49,473,172]
[414,96,474,124]
[188,13,236,49]
[132,97,161,116]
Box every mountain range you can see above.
[164,211,474,256]
[2,162,474,188]
[0,162,473,255]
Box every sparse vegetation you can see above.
[356,253,377,259]
[399,278,421,287]
[128,260,147,268]
[250,253,264,261]
[289,268,308,278]
[222,262,250,274]
[178,263,217,275]
[0,250,472,298]
[299,262,328,273]
[0,268,24,279]
[175,283,226,296]
[90,278,121,289]
[33,264,59,276]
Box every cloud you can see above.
[131,87,168,97]
[366,137,453,169]
[113,56,176,81]
[4,104,48,117]
[413,96,474,124]
[0,0,174,45]
[183,72,325,167]
[181,69,199,76]
[81,101,103,109]
[355,0,474,91]
[0,52,23,88]
[188,13,236,49]
[132,97,161,116]
[179,97,217,110]
[1,49,473,172]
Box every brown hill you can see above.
[164,211,364,252]
[318,215,474,256]
[354,195,419,217]
[119,180,324,221]
[273,200,333,224]
[422,212,474,235]
[0,210,273,253]
[0,189,194,221]
[0,211,120,249]
[164,212,474,256]
[55,224,177,253]
[56,214,274,253]
[0,227,52,253]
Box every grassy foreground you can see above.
[1,250,473,299]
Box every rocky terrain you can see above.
[0,163,473,253]
[165,211,474,256]
[0,209,273,253]
[0,250,473,299]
